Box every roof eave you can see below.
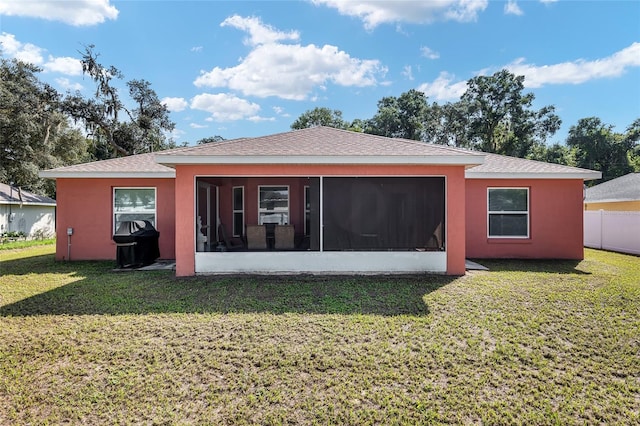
[155,154,485,167]
[465,171,602,180]
[0,201,56,206]
[39,171,176,179]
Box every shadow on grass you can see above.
[472,258,591,274]
[1,254,456,317]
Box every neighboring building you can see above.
[584,173,640,211]
[584,173,640,255]
[40,127,601,276]
[0,183,56,238]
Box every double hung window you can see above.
[487,188,529,238]
[113,188,156,232]
[258,186,289,225]
[232,186,244,237]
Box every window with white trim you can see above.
[488,188,529,238]
[113,187,156,232]
[258,186,289,225]
[304,185,310,236]
[232,186,244,237]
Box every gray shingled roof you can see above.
[585,173,640,203]
[40,126,601,180]
[161,126,480,158]
[0,183,56,206]
[39,151,177,178]
[465,152,601,179]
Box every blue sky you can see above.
[1,0,639,145]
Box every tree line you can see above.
[291,70,639,184]
[1,46,176,197]
[1,50,638,199]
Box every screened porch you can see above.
[194,176,447,274]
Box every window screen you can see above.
[322,177,445,251]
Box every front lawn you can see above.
[0,247,638,424]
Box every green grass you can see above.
[0,238,55,250]
[0,247,638,425]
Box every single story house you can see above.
[0,182,56,238]
[584,173,640,211]
[40,127,601,276]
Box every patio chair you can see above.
[274,224,295,250]
[218,223,245,251]
[246,225,267,250]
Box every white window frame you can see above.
[232,186,244,237]
[113,187,157,233]
[304,185,310,236]
[487,187,529,239]
[258,185,290,225]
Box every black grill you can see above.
[113,220,160,268]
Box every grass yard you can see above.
[0,247,638,425]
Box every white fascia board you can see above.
[156,154,485,166]
[39,171,176,179]
[0,201,56,206]
[465,171,602,180]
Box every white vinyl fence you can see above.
[584,210,640,255]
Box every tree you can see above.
[460,69,561,157]
[197,136,226,144]
[526,142,573,165]
[290,107,348,130]
[624,118,640,172]
[365,89,429,140]
[566,117,634,182]
[423,101,470,148]
[63,45,175,159]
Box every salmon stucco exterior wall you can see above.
[174,164,468,276]
[465,179,585,259]
[54,178,176,261]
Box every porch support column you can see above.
[446,168,466,275]
[175,166,196,276]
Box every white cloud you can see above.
[312,0,489,30]
[420,46,440,60]
[195,41,386,100]
[190,93,261,122]
[191,46,203,53]
[1,33,83,78]
[417,72,468,101]
[55,77,83,91]
[221,15,300,46]
[416,43,640,102]
[247,115,275,122]
[402,65,414,81]
[189,123,208,129]
[0,0,118,26]
[504,0,524,16]
[162,97,189,112]
[506,42,640,88]
[0,32,44,64]
[44,56,82,75]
